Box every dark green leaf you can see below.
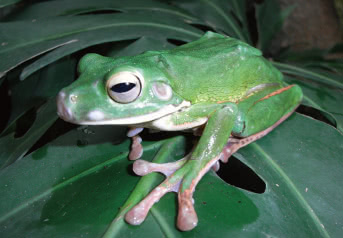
[256,0,295,52]
[1,114,342,237]
[237,114,343,237]
[0,0,22,8]
[285,75,343,132]
[0,99,58,168]
[273,61,343,89]
[171,0,250,42]
[309,60,343,74]
[7,0,196,21]
[293,60,343,75]
[107,37,175,58]
[275,48,343,74]
[228,0,251,44]
[0,13,202,79]
[275,61,343,131]
[276,48,329,62]
[4,58,75,133]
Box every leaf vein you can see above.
[252,143,330,238]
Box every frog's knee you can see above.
[215,103,238,123]
[232,110,245,136]
[221,103,238,115]
[291,84,303,104]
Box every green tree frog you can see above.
[57,32,302,231]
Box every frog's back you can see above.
[160,32,284,103]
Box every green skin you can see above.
[57,32,303,231]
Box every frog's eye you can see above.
[107,72,142,103]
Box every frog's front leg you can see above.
[125,103,238,231]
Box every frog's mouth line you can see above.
[58,100,191,126]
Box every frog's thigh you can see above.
[236,84,302,137]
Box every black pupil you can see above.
[111,82,136,93]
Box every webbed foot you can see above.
[125,152,221,231]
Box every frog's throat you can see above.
[75,100,191,125]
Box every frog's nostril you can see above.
[70,94,78,103]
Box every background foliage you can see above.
[0,0,342,237]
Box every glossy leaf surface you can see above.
[171,0,251,43]
[106,37,175,58]
[4,58,75,132]
[285,76,343,132]
[6,0,196,21]
[1,114,342,237]
[0,0,21,8]
[0,13,202,78]
[0,99,57,168]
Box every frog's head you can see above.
[57,53,189,125]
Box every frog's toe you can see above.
[125,176,181,225]
[177,189,198,231]
[132,160,151,176]
[129,135,143,160]
[211,160,220,172]
[125,185,170,225]
[132,156,188,177]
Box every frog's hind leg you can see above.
[175,101,301,229]
[235,84,302,138]
[220,104,298,163]
[172,114,295,229]
[161,105,295,230]
[126,104,238,231]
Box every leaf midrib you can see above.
[252,143,330,238]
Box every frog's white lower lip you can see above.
[76,100,191,125]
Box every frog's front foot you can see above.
[127,127,144,160]
[125,153,220,231]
